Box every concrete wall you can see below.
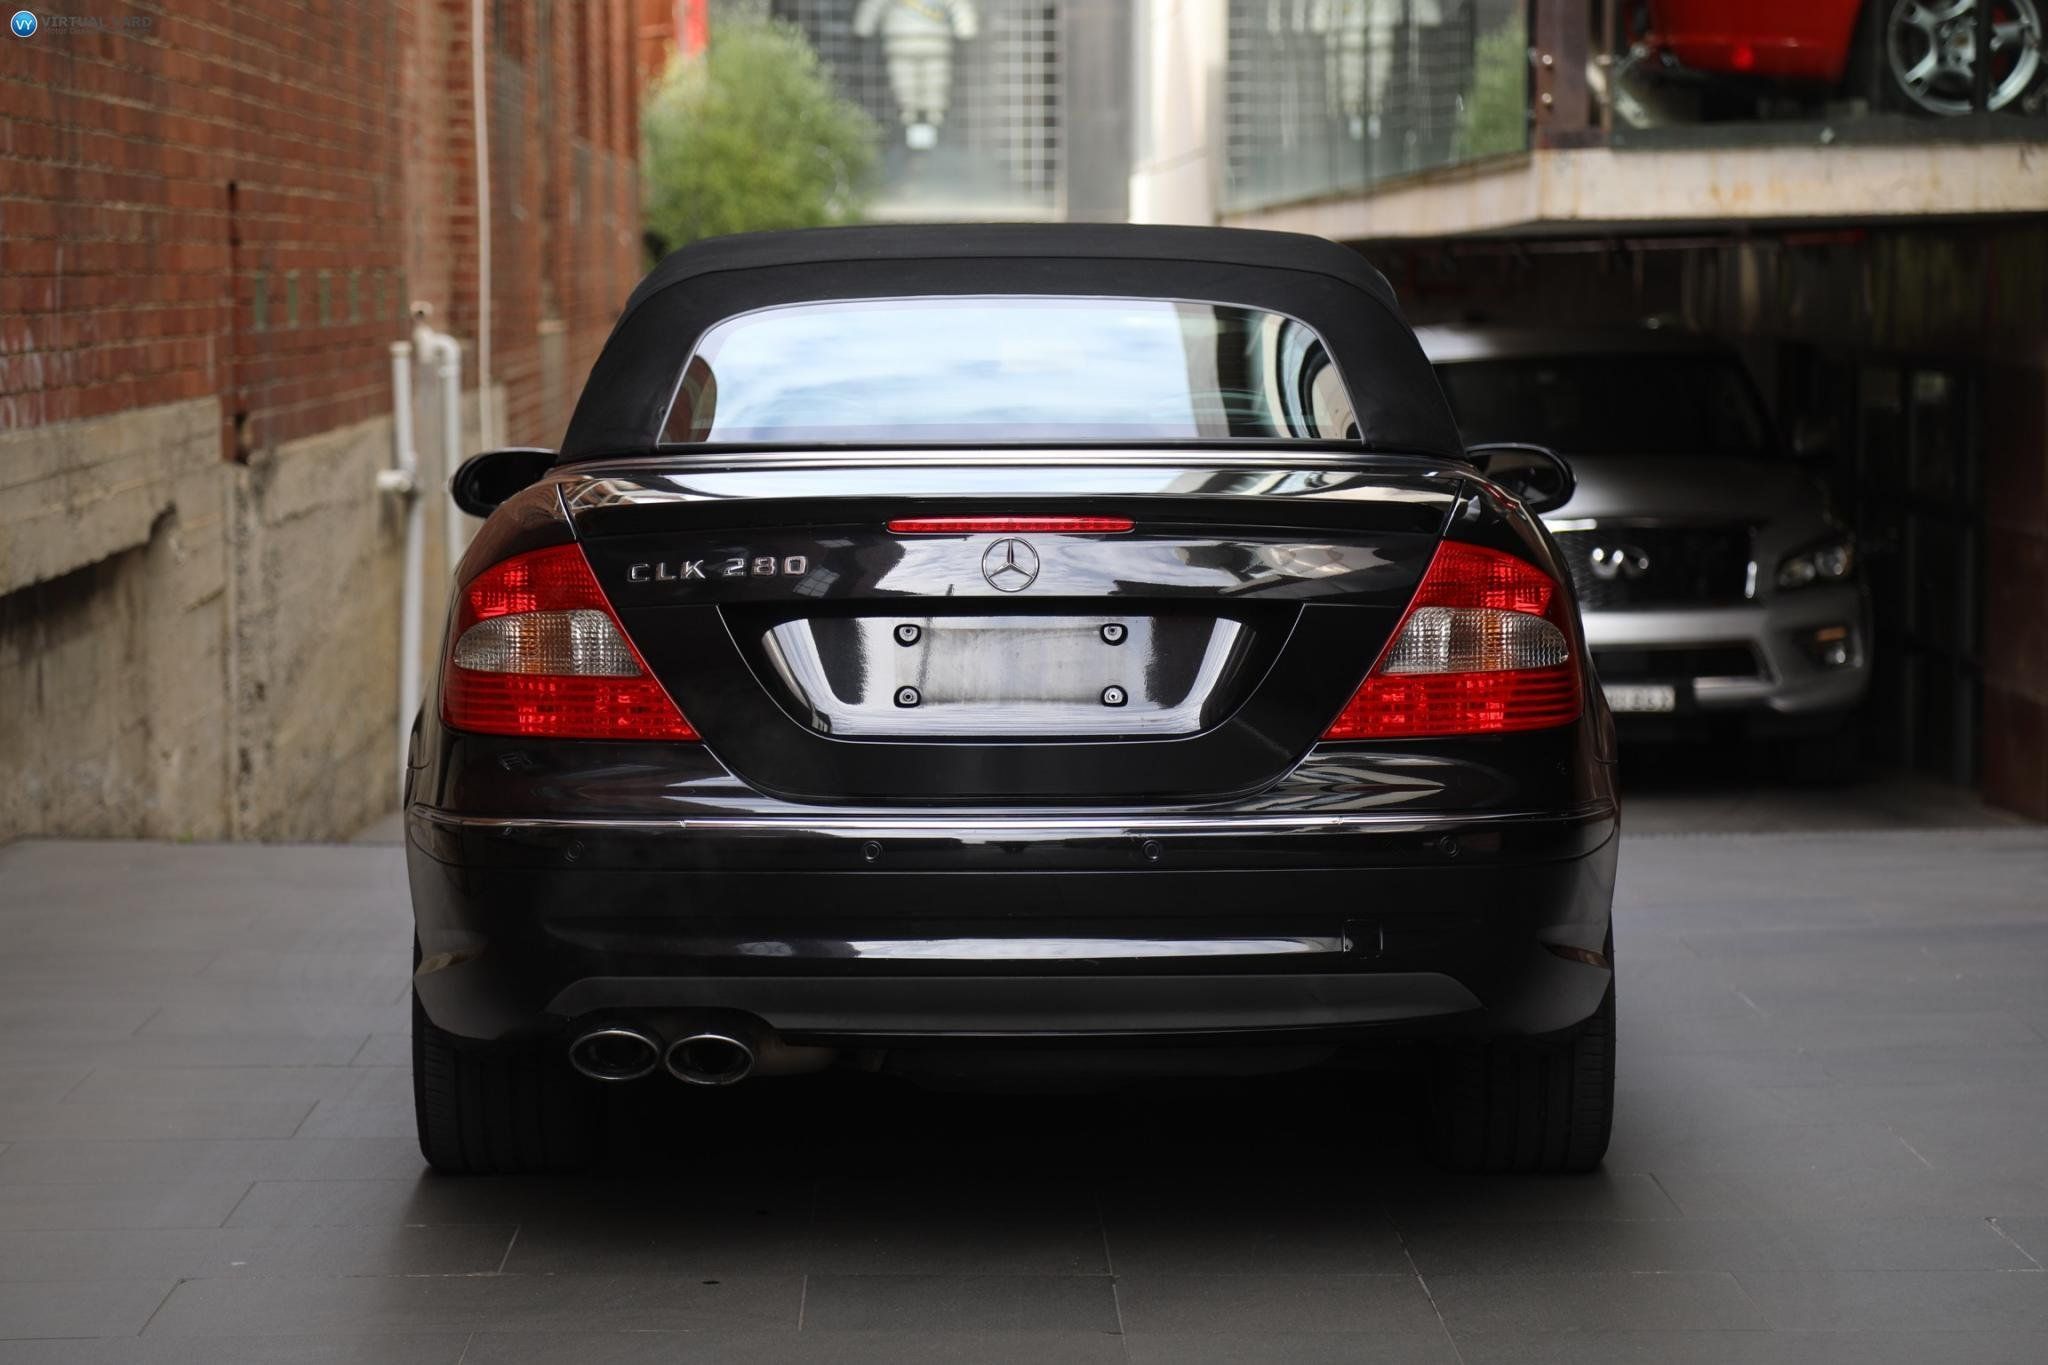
[0,384,495,844]
[0,399,228,840]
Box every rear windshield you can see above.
[1436,355,1774,458]
[659,297,1359,444]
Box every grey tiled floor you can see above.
[3,814,2047,1362]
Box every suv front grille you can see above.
[1550,525,1753,610]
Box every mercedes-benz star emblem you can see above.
[981,537,1040,592]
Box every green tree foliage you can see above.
[1455,17,1530,162]
[641,14,879,256]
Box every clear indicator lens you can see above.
[451,609,640,676]
[1381,607,1569,675]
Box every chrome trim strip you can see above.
[412,805,1612,838]
[796,936,1346,961]
[559,458,1464,511]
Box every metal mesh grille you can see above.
[1551,527,1756,611]
[1223,0,1522,213]
[772,0,1063,219]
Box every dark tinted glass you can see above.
[1437,355,1774,458]
[660,297,1358,443]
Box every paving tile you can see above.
[1606,1122,1927,1175]
[0,954,216,986]
[0,1224,516,1282]
[504,1209,813,1276]
[288,1101,415,1141]
[0,1100,315,1143]
[143,1274,803,1336]
[0,1074,91,1108]
[1650,1167,2048,1221]
[1402,1217,2034,1276]
[1112,1273,1440,1336]
[1451,1330,2048,1365]
[0,1139,420,1186]
[1104,1202,1408,1275]
[1743,1013,2042,1053]
[1759,1079,2048,1130]
[0,1179,252,1232]
[1124,1333,1457,1364]
[64,1067,375,1109]
[0,1341,467,1364]
[348,1034,409,1066]
[221,1180,525,1228]
[1427,1272,1764,1333]
[0,1005,163,1041]
[1989,1217,2048,1266]
[1811,1045,2048,1090]
[1734,1269,2048,1332]
[224,1176,792,1228]
[807,1204,1106,1275]
[138,1003,406,1041]
[797,1274,1120,1333]
[0,1280,175,1340]
[1376,1172,1681,1223]
[464,1329,1128,1364]
[0,1037,368,1072]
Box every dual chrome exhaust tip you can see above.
[566,1024,756,1086]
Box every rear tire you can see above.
[412,985,593,1175]
[1427,982,1615,1174]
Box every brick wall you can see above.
[0,1,650,841]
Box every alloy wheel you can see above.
[1887,0,2044,114]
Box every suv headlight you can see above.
[1776,536,1855,591]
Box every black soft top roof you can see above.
[559,224,1462,460]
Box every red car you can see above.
[1641,0,2043,115]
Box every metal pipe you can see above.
[666,1032,757,1086]
[435,335,465,573]
[411,321,467,576]
[471,0,493,454]
[568,1026,662,1082]
[378,341,423,804]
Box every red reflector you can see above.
[1322,668,1582,740]
[442,544,698,742]
[887,515,1134,535]
[442,670,697,741]
[1322,541,1582,741]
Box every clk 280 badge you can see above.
[626,555,809,583]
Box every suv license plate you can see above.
[1603,684,1677,714]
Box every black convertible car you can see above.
[408,225,1619,1175]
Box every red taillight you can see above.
[887,515,1134,535]
[1322,541,1582,740]
[441,544,698,741]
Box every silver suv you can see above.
[1421,325,1870,758]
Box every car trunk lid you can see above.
[565,453,1462,803]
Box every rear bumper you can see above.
[406,803,1618,1047]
